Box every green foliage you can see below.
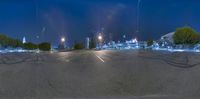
[0,34,23,48]
[89,39,96,49]
[8,39,23,48]
[23,42,38,50]
[173,26,200,44]
[147,39,154,46]
[74,42,84,50]
[38,42,51,51]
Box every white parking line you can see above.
[94,54,105,63]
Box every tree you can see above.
[23,42,38,50]
[15,39,23,47]
[173,26,200,44]
[0,34,23,48]
[38,42,51,51]
[147,39,154,46]
[74,42,84,50]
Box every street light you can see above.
[61,37,65,43]
[98,35,102,41]
[59,37,66,49]
[97,34,103,49]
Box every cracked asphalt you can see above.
[0,50,200,99]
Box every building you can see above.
[160,32,175,43]
[158,32,175,47]
[85,37,90,49]
[22,36,26,44]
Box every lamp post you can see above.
[59,37,66,49]
[98,34,103,49]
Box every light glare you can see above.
[61,37,65,42]
[98,35,102,40]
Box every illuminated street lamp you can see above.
[61,37,65,43]
[98,35,102,41]
[97,34,103,49]
[58,37,66,49]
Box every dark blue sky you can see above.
[0,0,200,46]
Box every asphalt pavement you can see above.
[0,50,200,99]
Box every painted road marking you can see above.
[95,54,105,63]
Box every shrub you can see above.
[23,42,38,50]
[74,42,84,50]
[147,39,154,46]
[38,42,51,51]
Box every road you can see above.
[0,50,200,99]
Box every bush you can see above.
[74,42,84,50]
[23,42,38,50]
[38,42,51,51]
[147,39,154,46]
[173,26,200,44]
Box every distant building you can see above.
[22,36,26,44]
[159,32,175,48]
[160,32,175,43]
[85,37,90,49]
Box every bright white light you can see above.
[61,37,65,42]
[195,50,200,52]
[132,38,138,43]
[36,50,40,53]
[23,36,26,44]
[98,35,102,40]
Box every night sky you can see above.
[0,0,200,46]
